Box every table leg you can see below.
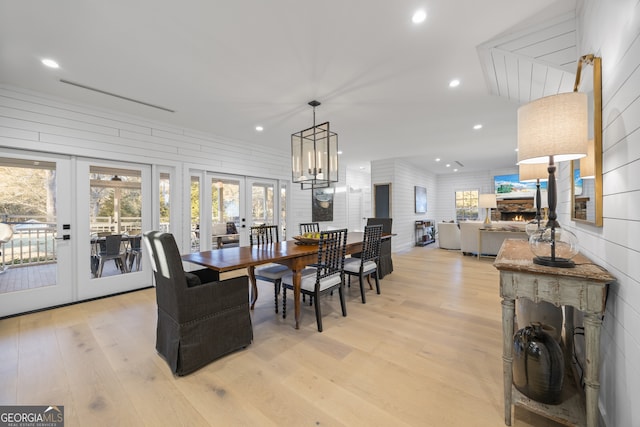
[247,265,258,310]
[502,297,515,426]
[584,312,603,427]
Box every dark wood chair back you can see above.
[299,222,320,235]
[249,225,279,246]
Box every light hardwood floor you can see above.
[0,245,566,426]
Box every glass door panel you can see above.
[0,151,73,317]
[246,177,279,241]
[77,159,152,301]
[210,176,242,249]
[159,172,171,233]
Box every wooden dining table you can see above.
[182,232,383,329]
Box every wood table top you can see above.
[182,231,378,272]
[493,239,615,283]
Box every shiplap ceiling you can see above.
[0,1,579,174]
[478,12,577,104]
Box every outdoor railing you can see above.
[1,223,57,267]
[0,217,168,268]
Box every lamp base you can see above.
[533,256,575,268]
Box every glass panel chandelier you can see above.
[291,100,338,190]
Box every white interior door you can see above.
[0,150,73,317]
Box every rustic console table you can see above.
[494,239,615,427]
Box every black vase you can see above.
[513,322,564,404]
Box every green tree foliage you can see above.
[0,167,55,220]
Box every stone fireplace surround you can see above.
[492,198,536,222]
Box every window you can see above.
[455,190,479,221]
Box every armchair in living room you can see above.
[437,222,461,250]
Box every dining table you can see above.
[182,231,388,329]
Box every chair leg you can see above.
[314,292,323,332]
[274,280,280,314]
[97,259,105,278]
[338,284,347,316]
[282,286,287,319]
[374,271,381,294]
[359,274,366,303]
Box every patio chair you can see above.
[127,234,143,271]
[96,234,128,277]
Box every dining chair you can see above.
[343,224,383,303]
[363,218,393,278]
[126,234,143,271]
[96,234,128,277]
[299,222,320,235]
[143,231,253,375]
[281,228,348,332]
[250,225,290,314]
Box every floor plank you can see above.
[0,245,567,426]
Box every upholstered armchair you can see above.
[143,231,253,376]
[437,222,461,250]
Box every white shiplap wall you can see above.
[433,167,518,223]
[371,158,436,252]
[0,85,299,251]
[568,1,640,426]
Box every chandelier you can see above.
[291,100,338,190]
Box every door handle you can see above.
[54,235,71,240]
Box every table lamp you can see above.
[478,193,497,226]
[517,92,588,268]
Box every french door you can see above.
[75,158,153,300]
[0,150,73,317]
[189,170,280,250]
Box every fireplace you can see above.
[493,198,536,222]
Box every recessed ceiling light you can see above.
[473,124,483,130]
[412,10,427,24]
[41,59,59,69]
[453,168,458,172]
[449,79,460,88]
[359,166,365,170]
[255,125,263,132]
[337,151,343,155]
[435,158,441,162]
[446,164,451,168]
[514,148,519,152]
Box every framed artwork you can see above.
[414,186,427,213]
[312,187,334,222]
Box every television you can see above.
[494,174,547,199]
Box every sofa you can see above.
[459,221,528,256]
[437,222,461,250]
